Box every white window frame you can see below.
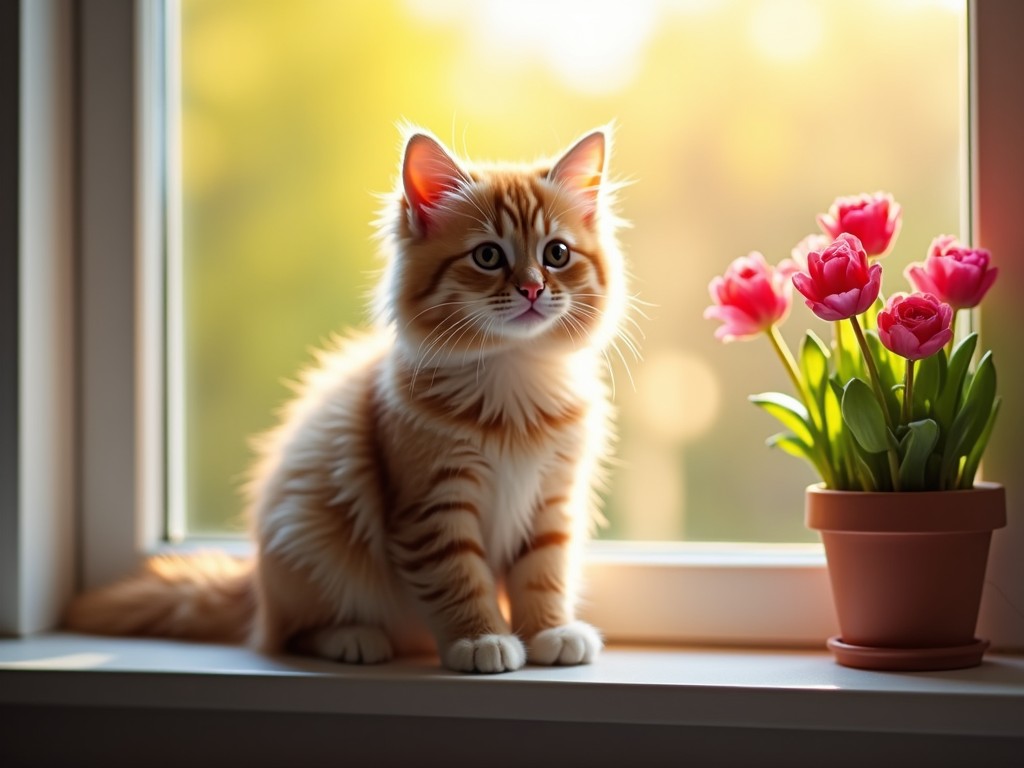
[2,0,1021,651]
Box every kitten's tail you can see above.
[64,551,256,644]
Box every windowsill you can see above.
[3,633,1022,766]
[2,633,1023,734]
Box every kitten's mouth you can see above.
[511,307,546,324]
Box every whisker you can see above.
[443,305,493,368]
[558,312,588,351]
[602,347,617,400]
[410,306,489,389]
[476,317,498,384]
[606,336,637,393]
[421,307,490,375]
[569,301,644,363]
[574,291,655,315]
[558,302,639,393]
[409,299,481,369]
[404,298,481,329]
[555,317,579,351]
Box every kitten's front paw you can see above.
[305,625,394,664]
[442,634,526,674]
[528,621,603,666]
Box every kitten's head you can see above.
[375,128,628,362]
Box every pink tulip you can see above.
[905,235,998,310]
[792,234,882,321]
[704,252,792,342]
[788,233,831,272]
[817,192,902,257]
[877,293,953,361]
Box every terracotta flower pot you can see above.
[806,482,1006,671]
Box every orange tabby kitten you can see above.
[67,127,631,673]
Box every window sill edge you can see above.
[1,632,1022,740]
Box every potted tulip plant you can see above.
[705,193,1006,671]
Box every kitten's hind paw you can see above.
[528,621,603,666]
[442,633,526,673]
[300,625,394,664]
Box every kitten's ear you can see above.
[402,133,470,233]
[548,131,606,222]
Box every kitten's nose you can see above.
[516,269,545,302]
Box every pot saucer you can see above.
[826,636,989,671]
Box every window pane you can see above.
[177,0,963,541]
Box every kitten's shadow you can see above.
[270,651,447,678]
[270,651,602,679]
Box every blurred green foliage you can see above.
[181,0,962,540]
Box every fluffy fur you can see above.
[66,127,634,673]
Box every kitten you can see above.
[66,127,632,673]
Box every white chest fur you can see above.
[479,445,547,572]
[387,345,601,574]
[455,351,591,573]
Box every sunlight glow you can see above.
[748,0,824,63]
[0,652,114,670]
[619,440,685,540]
[637,350,719,443]
[180,0,963,542]
[407,0,660,94]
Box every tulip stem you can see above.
[767,324,806,404]
[833,320,843,371]
[947,309,959,356]
[767,324,836,489]
[849,315,902,491]
[903,359,915,424]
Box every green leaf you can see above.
[841,377,891,454]
[913,352,944,420]
[898,419,940,491]
[827,376,843,405]
[750,392,814,446]
[823,376,848,488]
[799,332,830,431]
[935,332,978,429]
[926,454,943,489]
[941,350,997,488]
[834,320,861,384]
[850,443,881,490]
[766,431,815,462]
[959,397,1001,489]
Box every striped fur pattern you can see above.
[67,128,631,674]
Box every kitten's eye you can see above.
[543,240,571,269]
[472,242,505,270]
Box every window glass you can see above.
[178,0,963,541]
